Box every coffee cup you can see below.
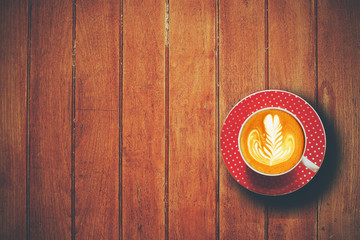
[238,107,319,176]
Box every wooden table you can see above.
[1,0,359,239]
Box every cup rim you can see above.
[238,107,307,177]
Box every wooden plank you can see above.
[75,111,119,239]
[169,1,216,239]
[76,0,119,111]
[122,0,165,239]
[0,0,27,239]
[318,0,360,239]
[268,0,317,100]
[267,1,317,239]
[75,0,119,238]
[219,0,265,239]
[29,0,72,239]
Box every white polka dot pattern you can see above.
[221,90,326,196]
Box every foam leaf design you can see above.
[247,114,295,166]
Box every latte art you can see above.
[239,109,305,175]
[248,114,295,166]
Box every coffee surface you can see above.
[239,109,305,175]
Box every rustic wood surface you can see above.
[169,0,216,239]
[1,0,359,239]
[317,0,360,239]
[0,0,27,239]
[75,0,120,238]
[123,0,165,239]
[29,0,72,239]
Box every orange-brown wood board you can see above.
[0,0,359,239]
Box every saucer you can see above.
[221,90,326,196]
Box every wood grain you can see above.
[169,1,216,239]
[76,0,119,111]
[219,0,265,239]
[318,0,360,239]
[268,0,317,101]
[29,0,72,239]
[122,0,165,239]
[0,1,359,239]
[0,0,27,239]
[75,111,119,239]
[267,1,317,239]
[75,0,120,238]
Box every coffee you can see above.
[239,108,305,175]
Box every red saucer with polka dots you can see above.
[221,90,326,196]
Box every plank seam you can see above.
[71,0,76,239]
[26,0,32,239]
[119,0,124,239]
[315,0,319,110]
[165,0,170,239]
[265,0,269,91]
[264,0,269,239]
[215,0,220,239]
[315,0,319,239]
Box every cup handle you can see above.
[301,156,320,173]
